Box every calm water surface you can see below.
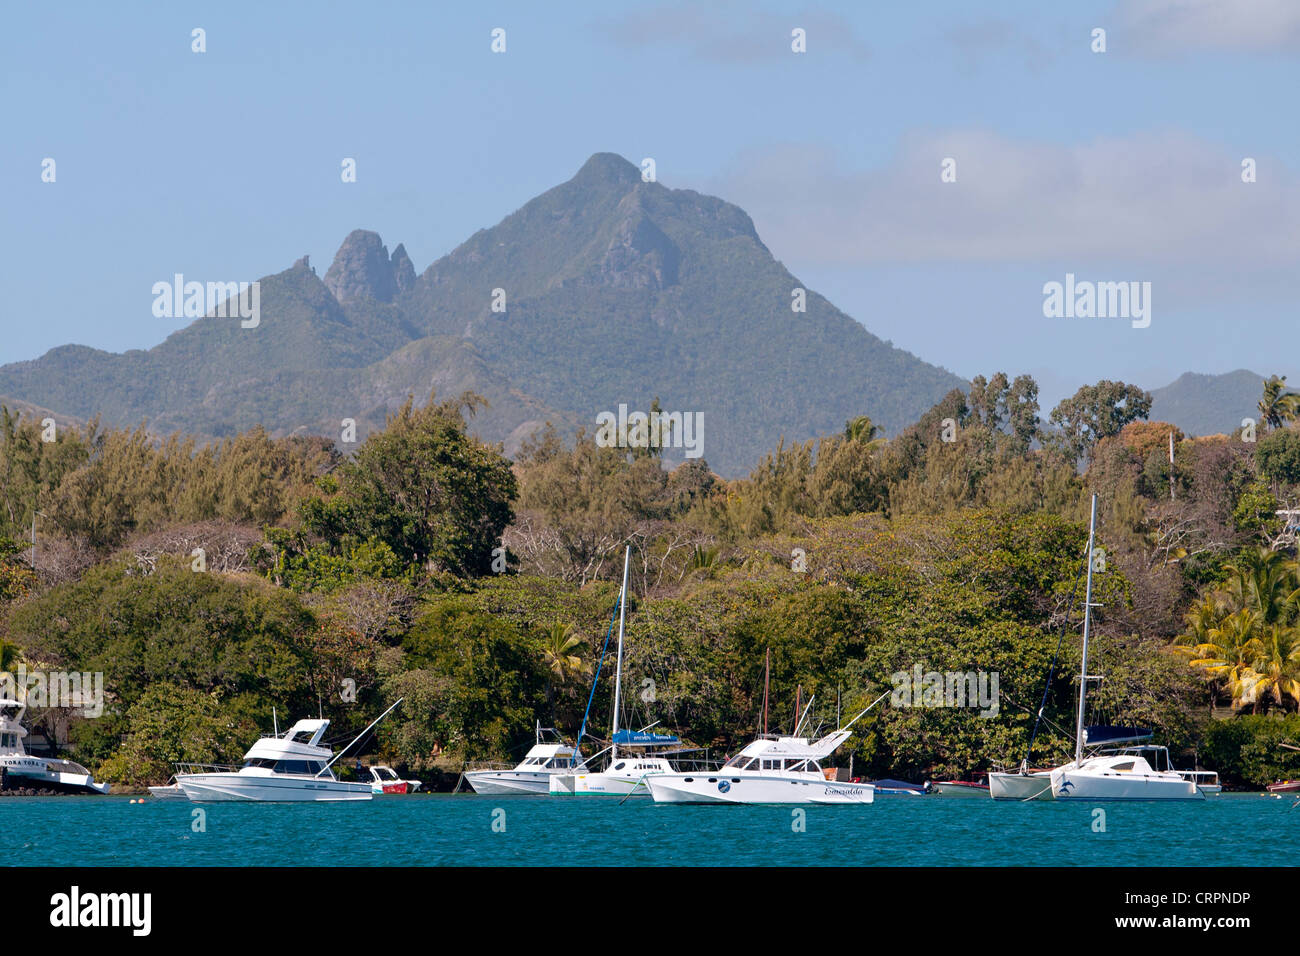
[7,793,1297,866]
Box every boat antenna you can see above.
[1073,494,1099,768]
[611,545,631,761]
[273,706,278,738]
[316,698,404,777]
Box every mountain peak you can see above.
[571,152,641,188]
[323,230,413,304]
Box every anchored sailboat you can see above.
[551,545,682,796]
[1048,497,1204,801]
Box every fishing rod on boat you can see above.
[793,695,816,737]
[837,689,892,733]
[315,698,404,777]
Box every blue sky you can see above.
[3,0,1297,410]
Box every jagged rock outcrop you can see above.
[323,230,413,303]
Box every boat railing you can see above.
[464,759,519,771]
[175,762,240,774]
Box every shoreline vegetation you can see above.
[3,375,1300,794]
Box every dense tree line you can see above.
[2,371,1299,790]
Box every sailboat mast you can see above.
[611,545,630,761]
[763,647,770,736]
[1074,494,1098,767]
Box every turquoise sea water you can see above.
[7,792,1299,866]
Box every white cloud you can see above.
[1118,0,1300,54]
[708,131,1300,267]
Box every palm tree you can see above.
[1222,548,1300,626]
[844,415,884,446]
[540,623,590,720]
[1258,375,1300,431]
[1244,623,1300,713]
[1180,608,1261,710]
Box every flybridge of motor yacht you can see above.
[722,732,842,771]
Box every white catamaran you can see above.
[550,545,682,797]
[1047,496,1205,801]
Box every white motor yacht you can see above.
[0,698,109,795]
[646,692,887,804]
[175,700,402,802]
[465,723,589,795]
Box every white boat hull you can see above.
[988,771,1055,801]
[465,770,556,795]
[1050,765,1201,801]
[176,772,371,802]
[148,784,189,800]
[551,771,658,797]
[1,755,110,794]
[647,773,875,804]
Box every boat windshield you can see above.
[243,758,331,777]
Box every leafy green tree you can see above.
[95,683,259,788]
[400,597,545,759]
[1048,380,1152,463]
[302,392,517,576]
[1256,428,1300,485]
[0,537,37,605]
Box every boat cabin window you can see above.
[290,730,315,744]
[273,759,326,775]
[723,753,748,769]
[243,758,278,770]
[1111,761,1135,772]
[1,733,16,748]
[614,762,626,771]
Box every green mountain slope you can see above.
[1149,369,1274,437]
[0,153,965,474]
